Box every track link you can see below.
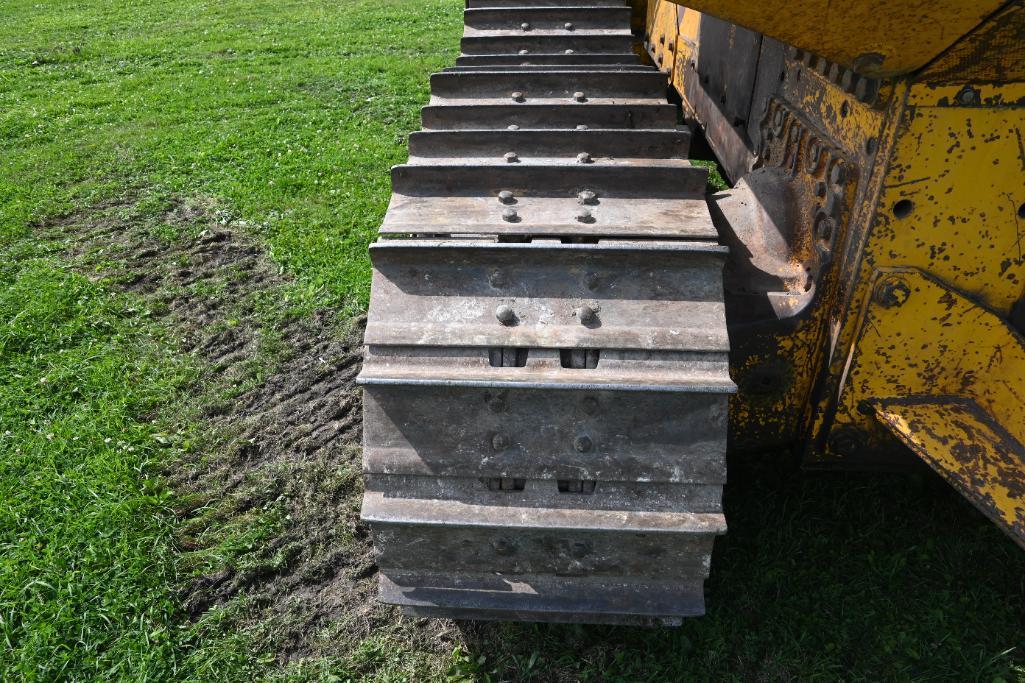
[358,0,735,625]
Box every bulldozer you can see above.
[357,0,1025,624]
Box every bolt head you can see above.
[575,209,595,224]
[491,433,509,451]
[576,152,592,164]
[577,189,598,205]
[518,49,529,55]
[504,151,519,163]
[497,190,515,204]
[507,124,519,130]
[564,22,574,30]
[956,86,979,105]
[520,22,530,30]
[873,277,911,308]
[511,91,525,102]
[575,124,588,130]
[581,397,600,415]
[495,304,516,325]
[575,304,597,323]
[573,91,586,102]
[502,208,519,223]
[486,395,506,413]
[564,49,574,55]
[573,434,593,453]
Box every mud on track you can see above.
[42,197,466,664]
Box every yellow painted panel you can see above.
[838,269,1025,451]
[867,93,1025,314]
[662,0,1005,76]
[874,398,1025,548]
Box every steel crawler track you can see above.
[357,0,735,625]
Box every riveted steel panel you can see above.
[455,53,640,66]
[363,385,728,482]
[429,70,667,101]
[422,102,678,129]
[407,128,690,160]
[364,241,728,351]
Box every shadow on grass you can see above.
[450,454,1025,681]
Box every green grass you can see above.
[1,1,1024,681]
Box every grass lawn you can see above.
[1,0,1024,681]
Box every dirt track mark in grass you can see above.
[40,197,455,672]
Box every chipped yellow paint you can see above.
[874,398,1025,548]
[866,91,1025,313]
[837,269,1025,444]
[658,0,1006,77]
[640,0,1025,543]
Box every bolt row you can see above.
[516,22,575,31]
[495,303,597,325]
[510,90,587,102]
[497,189,598,204]
[502,151,592,163]
[516,49,576,55]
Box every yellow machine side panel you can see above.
[659,0,1007,76]
[869,84,1025,314]
[874,398,1025,547]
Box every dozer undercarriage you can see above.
[358,0,734,624]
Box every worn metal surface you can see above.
[359,0,734,623]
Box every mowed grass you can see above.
[1,1,1024,681]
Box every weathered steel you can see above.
[359,0,735,624]
[455,53,640,66]
[407,128,691,160]
[422,102,679,129]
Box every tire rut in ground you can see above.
[40,197,454,662]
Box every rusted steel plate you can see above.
[364,491,726,534]
[422,102,678,129]
[363,241,729,351]
[363,386,727,481]
[380,572,707,622]
[873,397,1025,549]
[364,474,723,512]
[391,162,707,196]
[461,34,633,55]
[463,7,632,32]
[379,197,714,238]
[455,53,640,66]
[429,70,667,101]
[407,128,690,160]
